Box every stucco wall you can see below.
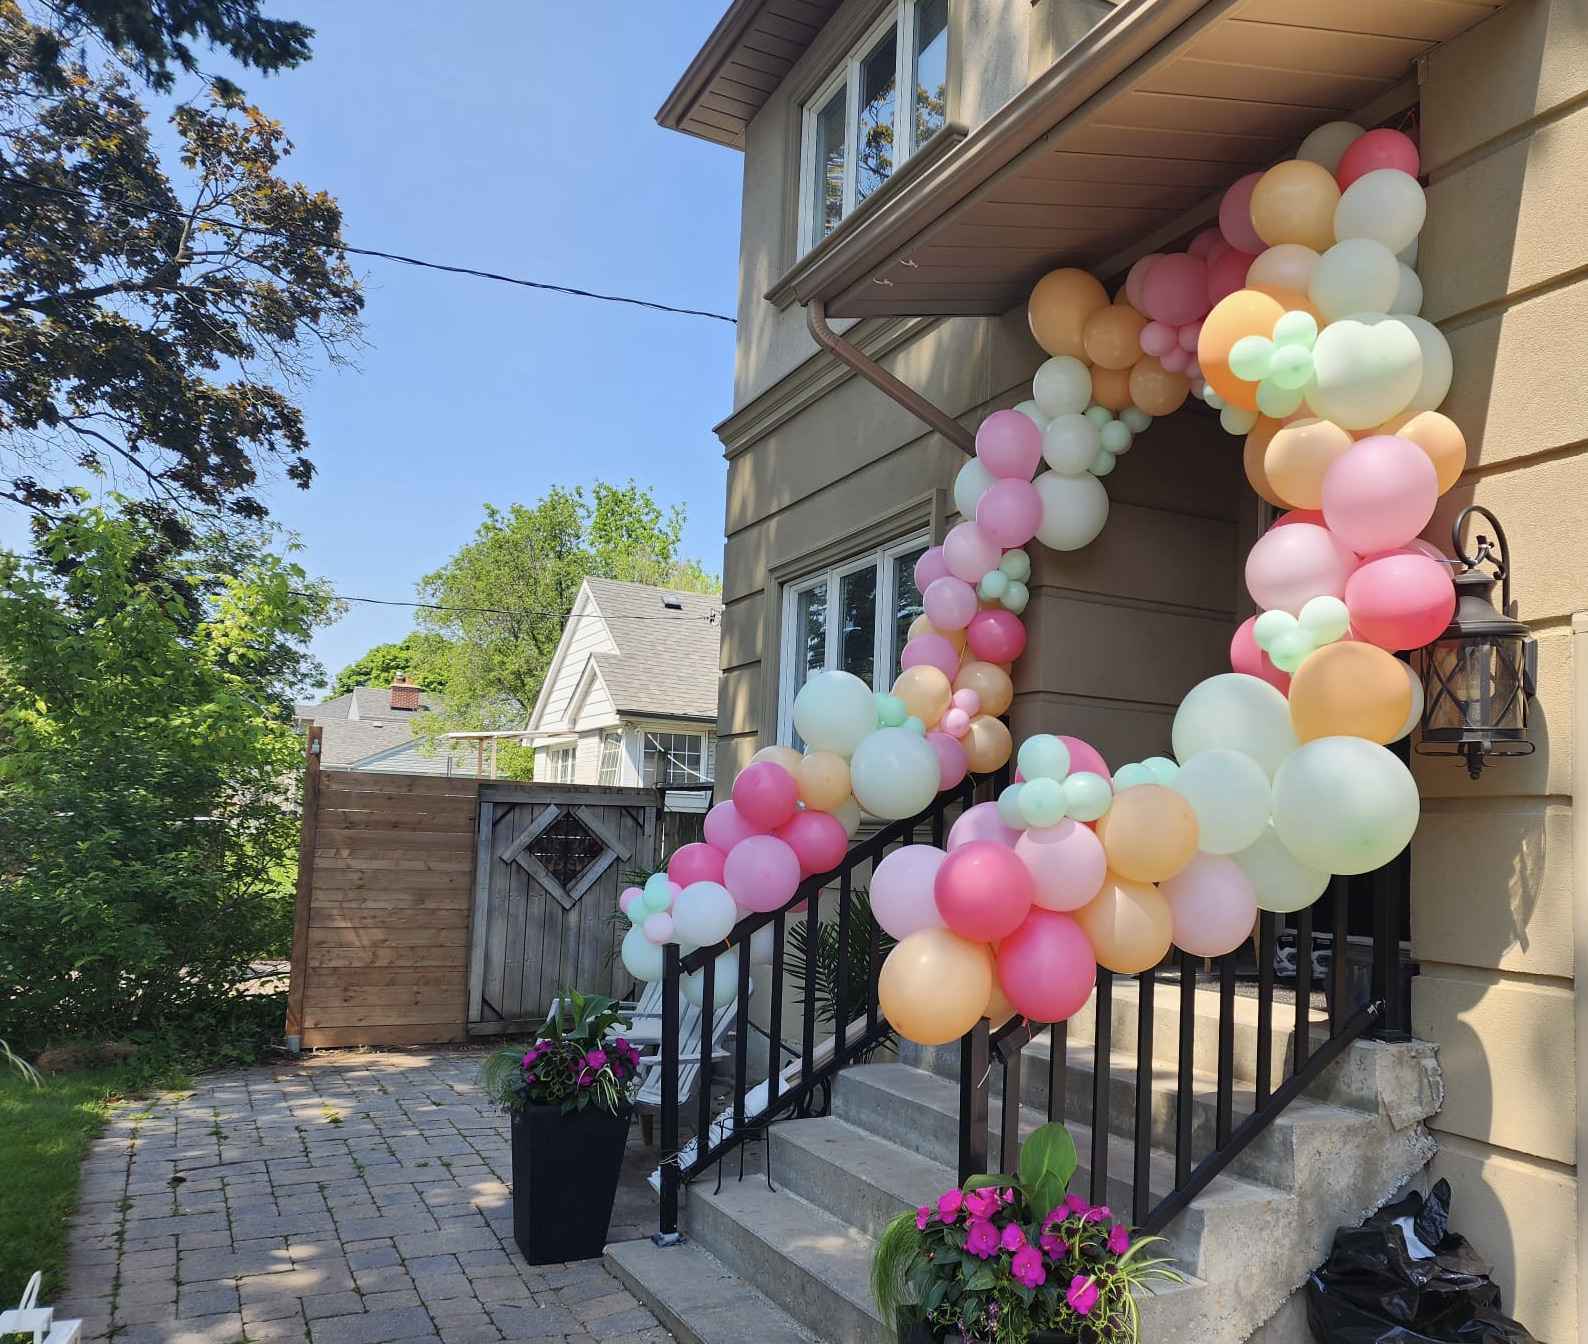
[1415,1,1584,1337]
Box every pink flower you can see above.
[964,1188,1002,1220]
[585,1049,608,1069]
[937,1189,964,1223]
[1067,1274,1099,1316]
[1064,1194,1089,1213]
[916,1206,932,1231]
[1038,1232,1067,1258]
[1000,1222,1026,1253]
[964,1219,1000,1260]
[1011,1244,1046,1289]
[1107,1222,1131,1255]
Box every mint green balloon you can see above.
[997,783,1026,828]
[1221,405,1260,435]
[1271,736,1419,875]
[1267,343,1315,390]
[875,693,908,728]
[1017,776,1069,829]
[1271,310,1319,350]
[1084,404,1114,428]
[978,570,1010,601]
[1111,762,1155,791]
[1089,447,1117,478]
[642,880,674,914]
[1017,734,1072,783]
[1253,609,1297,652]
[1298,595,1351,644]
[1268,628,1313,674]
[1062,771,1112,822]
[1099,418,1133,455]
[998,549,1031,583]
[1256,377,1305,420]
[1229,334,1275,382]
[1119,406,1152,434]
[795,670,881,756]
[1203,387,1226,410]
[903,715,927,736]
[1142,755,1180,786]
[1001,580,1029,615]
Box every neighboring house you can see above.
[657,0,1578,1337]
[295,677,480,776]
[526,577,721,843]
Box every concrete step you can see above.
[605,1236,816,1344]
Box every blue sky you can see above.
[10,4,743,682]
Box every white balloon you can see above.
[792,670,878,757]
[1391,263,1423,316]
[682,948,741,1009]
[1033,470,1110,551]
[1334,169,1427,254]
[1172,674,1299,781]
[1271,737,1420,875]
[1013,399,1052,432]
[849,728,942,820]
[621,925,665,982]
[1296,120,1366,174]
[1231,824,1330,914]
[1308,239,1402,323]
[1398,237,1420,268]
[1306,314,1424,431]
[1169,749,1272,855]
[1032,355,1093,417]
[1397,313,1453,413]
[831,794,862,838]
[748,923,777,965]
[671,881,738,946]
[1391,660,1426,742]
[954,457,998,521]
[1042,413,1103,475]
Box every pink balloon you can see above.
[704,799,765,852]
[1178,320,1203,353]
[723,834,802,914]
[1206,249,1257,307]
[997,910,1097,1023]
[922,576,978,632]
[1272,507,1325,528]
[975,409,1044,480]
[668,842,727,889]
[1345,552,1457,651]
[732,761,799,831]
[1161,853,1258,958]
[901,631,963,682]
[1206,237,1233,266]
[947,801,1021,851]
[1321,435,1439,557]
[1244,521,1359,615]
[1015,819,1108,912]
[952,688,982,716]
[965,608,1027,663]
[1160,346,1191,374]
[934,840,1034,942]
[1336,128,1420,190]
[642,911,675,945]
[940,708,971,738]
[926,730,969,790]
[943,521,1002,584]
[1124,253,1164,310]
[976,477,1043,548]
[618,886,643,915]
[869,845,948,940]
[1187,227,1225,260]
[1185,355,1201,382]
[1219,172,1266,256]
[1141,252,1210,326]
[1230,614,1292,694]
[1403,537,1448,563]
[1139,320,1178,358]
[775,809,849,877]
[914,546,951,591]
[1056,735,1110,782]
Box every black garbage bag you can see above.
[1306,1179,1539,1344]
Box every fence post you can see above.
[958,1018,990,1185]
[283,726,322,1053]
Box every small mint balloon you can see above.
[1203,386,1226,410]
[978,570,1010,601]
[875,693,908,728]
[1298,595,1352,645]
[1001,580,1029,615]
[1271,309,1319,350]
[1111,762,1155,792]
[1268,628,1314,674]
[642,877,674,913]
[1063,771,1112,823]
[1255,378,1305,420]
[1099,419,1133,455]
[1253,609,1298,652]
[903,715,927,736]
[1142,755,1180,786]
[1229,334,1276,382]
[1220,405,1260,436]
[998,549,1032,583]
[1084,404,1114,428]
[1017,733,1072,783]
[1119,405,1152,434]
[1267,343,1315,390]
[1089,447,1117,478]
[997,782,1026,829]
[1017,776,1069,829]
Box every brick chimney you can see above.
[389,674,421,711]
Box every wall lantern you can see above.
[1415,506,1536,779]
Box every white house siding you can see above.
[538,593,619,728]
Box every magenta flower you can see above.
[964,1218,1000,1260]
[937,1189,964,1223]
[916,1206,932,1231]
[1067,1275,1100,1316]
[1000,1222,1026,1253]
[1038,1231,1067,1258]
[1064,1194,1089,1213]
[964,1188,1002,1220]
[585,1048,608,1069]
[1107,1222,1131,1255]
[1011,1243,1046,1289]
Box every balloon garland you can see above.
[619,119,1455,1045]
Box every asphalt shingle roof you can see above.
[581,578,721,721]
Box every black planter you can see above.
[509,1101,632,1264]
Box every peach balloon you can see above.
[1287,641,1413,745]
[878,927,995,1045]
[1094,783,1200,884]
[893,664,953,728]
[954,661,1014,717]
[963,714,1014,774]
[1199,287,1296,411]
[1245,243,1320,294]
[796,751,852,812]
[909,613,968,653]
[1090,362,1135,411]
[1073,873,1175,974]
[1243,418,1287,507]
[1249,160,1341,253]
[1129,355,1191,416]
[1083,304,1149,371]
[983,974,1018,1028]
[1264,417,1356,510]
[1379,410,1467,495]
[1029,268,1111,359]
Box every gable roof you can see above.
[300,684,444,768]
[582,579,722,721]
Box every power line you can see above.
[293,588,720,623]
[2,173,737,325]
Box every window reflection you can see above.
[855,29,897,205]
[893,546,927,678]
[813,86,847,242]
[913,0,948,148]
[839,567,878,686]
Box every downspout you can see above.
[806,298,976,457]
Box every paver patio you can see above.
[51,1049,677,1344]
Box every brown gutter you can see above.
[806,299,976,458]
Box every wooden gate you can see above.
[466,782,659,1035]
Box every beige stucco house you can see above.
[654,0,1582,1337]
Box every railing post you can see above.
[658,943,681,1238]
[958,1018,989,1185]
[1369,846,1410,1039]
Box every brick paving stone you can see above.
[303,1289,368,1319]
[309,1305,438,1344]
[360,1287,424,1311]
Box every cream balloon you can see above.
[1306,314,1424,431]
[1231,824,1330,914]
[1296,120,1366,174]
[1271,736,1420,875]
[1246,243,1320,294]
[1168,749,1271,855]
[1391,264,1423,316]
[1398,314,1454,414]
[1171,673,1300,781]
[1333,169,1427,254]
[1034,470,1110,551]
[1308,239,1402,324]
[751,745,804,773]
[849,728,943,820]
[954,457,998,520]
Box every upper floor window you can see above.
[597,731,623,786]
[546,746,576,783]
[800,0,949,254]
[645,732,706,787]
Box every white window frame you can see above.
[797,0,948,255]
[597,730,623,786]
[777,531,930,745]
[644,732,707,788]
[546,746,576,783]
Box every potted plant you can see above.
[479,988,643,1264]
[871,1123,1181,1344]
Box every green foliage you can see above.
[413,481,719,740]
[0,504,338,1041]
[0,2,362,523]
[329,631,454,699]
[784,885,896,1061]
[478,990,641,1116]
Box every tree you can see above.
[0,1,363,524]
[414,481,720,741]
[329,631,454,699]
[0,501,340,1038]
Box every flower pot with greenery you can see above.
[479,989,643,1264]
[872,1122,1181,1344]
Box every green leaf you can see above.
[1019,1122,1077,1193]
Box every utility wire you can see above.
[2,173,737,325]
[292,588,721,623]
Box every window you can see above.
[799,0,948,254]
[597,731,623,785]
[780,535,928,746]
[546,746,575,783]
[644,733,706,787]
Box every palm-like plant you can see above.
[785,885,896,1060]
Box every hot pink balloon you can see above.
[1336,128,1420,190]
[922,576,978,632]
[704,799,765,852]
[943,521,1002,584]
[966,608,1027,663]
[1321,435,1439,557]
[1161,853,1258,958]
[947,801,1021,851]
[668,842,727,889]
[997,910,1097,1023]
[940,708,971,738]
[1206,249,1257,307]
[1230,614,1292,694]
[915,546,951,591]
[976,477,1043,548]
[1057,735,1109,782]
[1244,521,1359,615]
[1219,172,1266,256]
[926,730,969,791]
[934,840,1033,942]
[1187,226,1225,260]
[775,809,849,877]
[1141,252,1210,326]
[1345,552,1456,651]
[901,631,963,682]
[732,760,799,831]
[1015,819,1108,912]
[1124,253,1164,310]
[723,834,802,914]
[869,845,948,940]
[1139,320,1178,358]
[975,409,1044,480]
